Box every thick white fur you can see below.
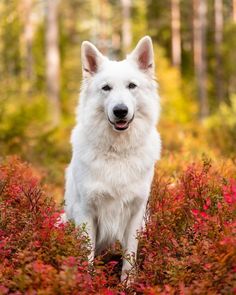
[64,36,161,281]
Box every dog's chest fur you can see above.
[91,193,140,252]
[68,127,160,250]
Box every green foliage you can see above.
[223,23,236,94]
[205,95,236,157]
[155,45,197,124]
[132,0,148,45]
[32,23,46,92]
[0,95,71,201]
[146,1,171,54]
[0,0,22,78]
[0,95,48,155]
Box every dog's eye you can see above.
[128,82,137,89]
[102,85,112,91]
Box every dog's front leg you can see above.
[73,208,96,262]
[121,204,146,282]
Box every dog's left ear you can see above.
[128,36,154,74]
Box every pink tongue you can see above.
[116,121,127,128]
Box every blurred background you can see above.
[0,0,235,201]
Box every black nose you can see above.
[113,104,128,119]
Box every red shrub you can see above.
[131,160,236,294]
[0,157,235,294]
[0,157,121,294]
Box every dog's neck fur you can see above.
[72,85,157,155]
[73,119,152,156]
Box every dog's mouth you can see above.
[108,115,134,131]
[114,120,130,131]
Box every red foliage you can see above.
[223,179,236,206]
[131,160,236,294]
[0,157,235,294]
[0,157,121,294]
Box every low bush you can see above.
[132,160,236,294]
[0,157,235,294]
[0,157,121,294]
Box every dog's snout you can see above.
[113,104,128,119]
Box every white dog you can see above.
[64,36,161,281]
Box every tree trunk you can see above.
[233,0,236,22]
[193,0,209,119]
[99,0,109,54]
[171,0,181,68]
[45,0,61,126]
[214,0,224,103]
[91,0,111,55]
[22,0,34,82]
[121,0,132,55]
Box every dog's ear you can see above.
[81,41,105,78]
[129,36,154,74]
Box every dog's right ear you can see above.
[81,41,105,78]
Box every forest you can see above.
[0,0,236,294]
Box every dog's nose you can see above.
[113,104,128,119]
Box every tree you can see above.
[171,0,181,68]
[21,0,34,82]
[45,0,61,126]
[214,0,224,103]
[233,0,236,22]
[193,0,209,119]
[0,0,22,80]
[121,0,132,55]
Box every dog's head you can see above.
[80,36,158,133]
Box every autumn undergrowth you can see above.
[0,157,235,294]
